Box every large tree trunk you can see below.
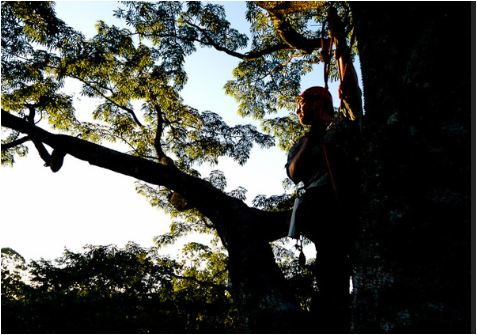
[350,3,472,332]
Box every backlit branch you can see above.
[254,2,324,54]
[73,75,144,128]
[26,105,52,167]
[1,109,289,242]
[182,19,290,60]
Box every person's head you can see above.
[295,86,334,126]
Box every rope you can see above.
[322,143,339,200]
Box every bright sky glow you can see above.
[0,1,350,262]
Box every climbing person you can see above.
[286,85,357,333]
[284,5,363,331]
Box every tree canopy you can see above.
[1,1,351,236]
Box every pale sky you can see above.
[0,1,345,261]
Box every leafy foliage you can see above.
[2,242,317,332]
[1,247,29,300]
[1,244,236,333]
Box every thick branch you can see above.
[25,105,52,166]
[2,110,179,187]
[2,110,287,241]
[254,209,291,242]
[255,2,324,53]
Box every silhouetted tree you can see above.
[1,243,239,333]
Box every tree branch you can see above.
[48,64,144,128]
[1,136,31,150]
[2,110,288,241]
[147,88,167,161]
[77,76,144,128]
[2,109,176,184]
[254,2,324,54]
[25,105,52,167]
[31,138,52,167]
[182,19,290,60]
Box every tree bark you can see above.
[350,3,472,332]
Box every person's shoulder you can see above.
[288,135,306,155]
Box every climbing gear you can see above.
[320,22,333,91]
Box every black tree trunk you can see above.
[350,3,472,332]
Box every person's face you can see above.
[296,96,320,126]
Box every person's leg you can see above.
[314,239,351,333]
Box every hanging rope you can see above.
[320,21,333,91]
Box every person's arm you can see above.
[328,8,362,122]
[287,129,321,183]
[337,51,359,99]
[287,136,311,183]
